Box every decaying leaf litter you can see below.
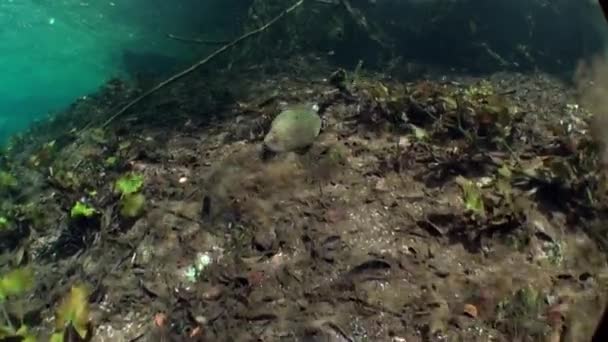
[2,52,608,342]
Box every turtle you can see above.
[263,103,322,153]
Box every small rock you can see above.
[202,286,223,301]
[194,315,208,325]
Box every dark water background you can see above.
[0,0,605,143]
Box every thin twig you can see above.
[100,0,305,128]
[167,33,228,45]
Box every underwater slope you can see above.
[0,54,607,340]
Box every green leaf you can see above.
[410,124,428,140]
[15,324,36,342]
[70,202,96,219]
[0,266,34,300]
[104,156,117,167]
[114,173,144,196]
[439,96,458,110]
[50,331,64,342]
[119,193,146,218]
[497,164,512,179]
[0,217,8,230]
[118,141,131,151]
[456,176,485,216]
[0,171,17,190]
[56,285,90,339]
[0,325,17,337]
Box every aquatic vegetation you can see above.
[0,217,8,230]
[28,140,57,169]
[16,201,53,231]
[495,286,549,339]
[119,192,145,218]
[462,80,495,100]
[0,270,92,341]
[51,170,81,191]
[0,209,27,250]
[114,172,144,195]
[0,325,36,342]
[70,202,97,219]
[104,156,118,168]
[0,267,34,301]
[51,284,92,341]
[0,266,35,340]
[0,171,17,191]
[456,176,485,218]
[86,128,108,145]
[115,172,145,218]
[410,124,429,141]
[353,76,410,129]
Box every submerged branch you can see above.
[167,33,229,45]
[99,0,305,128]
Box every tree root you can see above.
[99,0,305,128]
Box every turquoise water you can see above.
[0,0,238,143]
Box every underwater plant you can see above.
[114,172,144,195]
[0,171,17,191]
[456,176,485,218]
[0,217,8,230]
[0,266,36,341]
[119,192,145,218]
[70,202,97,219]
[115,172,145,218]
[50,284,92,341]
[495,285,549,339]
[0,269,93,341]
[104,156,118,168]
